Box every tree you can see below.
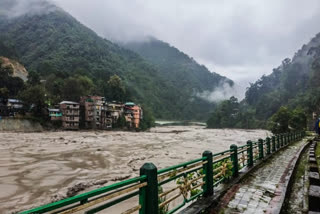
[105,75,126,102]
[27,70,40,85]
[139,106,155,131]
[18,85,47,117]
[0,62,24,97]
[0,87,9,100]
[268,106,291,134]
[289,108,307,131]
[61,75,94,101]
[207,96,239,128]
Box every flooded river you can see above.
[0,126,271,213]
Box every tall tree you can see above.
[105,75,126,102]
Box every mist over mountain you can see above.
[123,37,234,102]
[207,32,320,129]
[0,0,233,120]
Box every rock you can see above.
[66,183,88,197]
[309,172,320,180]
[309,185,320,198]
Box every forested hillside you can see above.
[124,38,232,93]
[207,33,320,129]
[0,0,232,120]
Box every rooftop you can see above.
[48,108,60,112]
[60,101,79,105]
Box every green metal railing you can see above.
[20,131,305,214]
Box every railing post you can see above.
[272,136,276,153]
[247,140,253,167]
[230,144,239,177]
[289,133,291,143]
[285,133,288,145]
[258,139,264,159]
[280,135,284,147]
[202,151,213,196]
[139,163,158,214]
[266,137,271,155]
[276,135,280,150]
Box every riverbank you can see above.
[0,118,43,132]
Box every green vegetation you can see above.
[268,107,307,134]
[208,33,320,131]
[316,142,320,167]
[207,97,260,129]
[125,38,233,121]
[0,58,24,98]
[0,2,231,121]
[139,105,155,131]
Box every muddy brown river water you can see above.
[0,126,271,213]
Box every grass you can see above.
[316,141,320,168]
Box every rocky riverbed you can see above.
[0,126,270,213]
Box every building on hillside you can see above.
[48,108,62,121]
[107,102,124,127]
[7,99,24,116]
[101,102,113,129]
[60,101,80,130]
[80,96,104,129]
[124,102,143,129]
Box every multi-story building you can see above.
[124,102,143,129]
[48,108,62,121]
[60,101,80,130]
[101,102,112,129]
[107,102,124,127]
[80,96,104,129]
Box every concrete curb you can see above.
[266,138,311,214]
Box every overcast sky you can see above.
[52,0,320,85]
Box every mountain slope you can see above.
[0,0,232,120]
[123,37,232,93]
[244,33,320,120]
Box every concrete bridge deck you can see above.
[209,138,309,214]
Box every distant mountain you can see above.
[207,33,320,131]
[123,37,233,93]
[244,33,320,120]
[0,0,232,120]
[210,32,320,129]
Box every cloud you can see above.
[51,0,320,85]
[195,82,245,103]
[0,0,58,18]
[6,0,320,98]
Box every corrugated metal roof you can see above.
[125,102,135,106]
[60,101,79,105]
[48,108,60,112]
[8,99,22,103]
